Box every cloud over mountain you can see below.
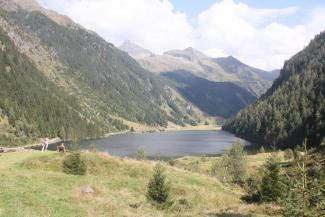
[38,0,325,70]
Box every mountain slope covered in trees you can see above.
[0,28,106,146]
[223,31,325,148]
[0,0,202,146]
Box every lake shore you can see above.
[104,124,221,138]
[165,124,221,132]
[1,125,222,152]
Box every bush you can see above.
[168,158,176,166]
[146,163,171,207]
[136,147,146,160]
[260,146,265,153]
[90,143,97,152]
[243,171,263,202]
[211,141,247,184]
[63,152,87,175]
[284,148,294,161]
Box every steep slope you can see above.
[0,28,106,146]
[0,0,202,146]
[213,56,277,94]
[163,71,256,117]
[256,69,280,81]
[223,31,325,148]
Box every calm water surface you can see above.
[51,130,249,157]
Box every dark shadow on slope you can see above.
[162,71,256,118]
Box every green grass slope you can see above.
[0,151,271,217]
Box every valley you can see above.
[0,0,324,217]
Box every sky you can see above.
[37,0,325,70]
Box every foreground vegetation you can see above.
[0,150,274,217]
[175,142,325,217]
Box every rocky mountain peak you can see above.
[164,47,208,62]
[119,40,154,59]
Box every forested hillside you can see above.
[223,31,325,148]
[0,0,200,146]
[0,28,107,146]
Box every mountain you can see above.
[120,42,282,117]
[119,41,153,59]
[0,0,203,146]
[120,42,275,96]
[0,27,107,147]
[256,69,280,81]
[162,71,256,117]
[223,31,325,149]
[213,56,278,95]
[213,56,279,80]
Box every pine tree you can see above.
[281,140,325,217]
[260,154,284,202]
[63,152,87,175]
[146,163,170,206]
[227,141,247,184]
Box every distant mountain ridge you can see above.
[120,41,280,118]
[119,40,153,59]
[119,41,278,96]
[213,56,279,81]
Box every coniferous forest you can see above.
[0,28,106,145]
[223,31,325,149]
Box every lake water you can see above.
[49,130,249,158]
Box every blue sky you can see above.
[171,0,325,26]
[38,0,325,70]
[171,0,324,18]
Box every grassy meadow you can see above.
[0,150,279,217]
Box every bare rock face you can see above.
[82,186,95,194]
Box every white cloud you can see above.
[38,0,325,70]
[40,0,193,53]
